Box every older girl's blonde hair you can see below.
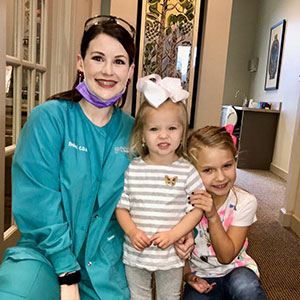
[129,99,189,159]
[187,126,238,166]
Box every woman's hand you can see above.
[189,190,218,220]
[174,231,194,259]
[60,284,81,300]
[184,272,216,294]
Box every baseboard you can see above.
[279,208,300,238]
[291,214,300,238]
[270,163,288,181]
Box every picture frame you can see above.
[131,0,205,128]
[264,19,286,90]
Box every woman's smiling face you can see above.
[77,33,133,100]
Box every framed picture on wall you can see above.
[131,0,205,128]
[264,19,286,91]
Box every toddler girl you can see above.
[183,126,267,300]
[115,74,204,300]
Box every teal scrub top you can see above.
[4,100,134,299]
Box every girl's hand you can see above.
[184,272,216,294]
[128,228,151,251]
[189,190,218,220]
[60,284,81,300]
[174,231,195,259]
[150,231,174,250]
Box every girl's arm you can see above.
[115,208,151,251]
[150,208,203,249]
[207,215,249,263]
[189,190,248,264]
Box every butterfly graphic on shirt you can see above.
[165,175,178,187]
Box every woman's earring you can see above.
[142,139,146,148]
[78,70,84,83]
[127,78,131,85]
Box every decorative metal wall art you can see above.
[132,0,205,128]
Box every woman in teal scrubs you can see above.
[0,16,136,300]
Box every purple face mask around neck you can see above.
[76,79,126,109]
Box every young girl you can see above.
[115,74,204,300]
[183,126,268,300]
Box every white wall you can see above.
[47,0,77,96]
[110,0,137,31]
[47,0,97,97]
[110,0,138,115]
[223,0,260,106]
[194,0,233,128]
[282,92,300,237]
[249,0,300,174]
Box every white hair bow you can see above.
[136,74,189,108]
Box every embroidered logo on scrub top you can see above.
[68,141,88,152]
[165,175,178,186]
[114,146,129,154]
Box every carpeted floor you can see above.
[236,168,300,300]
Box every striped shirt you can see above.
[117,157,204,271]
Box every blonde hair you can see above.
[188,126,239,204]
[187,126,237,166]
[129,99,189,159]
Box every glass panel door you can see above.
[23,0,31,61]
[1,0,48,260]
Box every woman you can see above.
[0,15,135,300]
